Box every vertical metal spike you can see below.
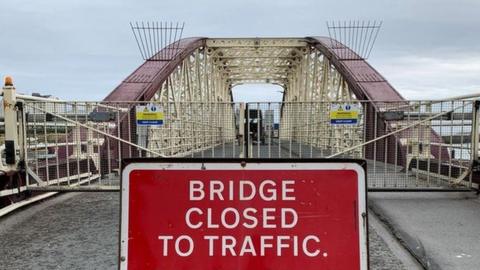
[326,20,382,59]
[130,22,145,60]
[367,21,382,59]
[129,21,186,61]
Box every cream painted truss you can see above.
[147,38,361,156]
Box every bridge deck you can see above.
[189,140,458,190]
[0,192,408,270]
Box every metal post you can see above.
[239,103,245,158]
[2,76,19,170]
[471,100,480,161]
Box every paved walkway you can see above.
[369,192,480,270]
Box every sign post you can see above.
[120,159,368,270]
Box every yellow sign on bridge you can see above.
[135,105,164,126]
[330,104,359,125]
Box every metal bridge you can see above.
[1,35,480,213]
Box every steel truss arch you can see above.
[104,36,404,103]
[103,36,443,166]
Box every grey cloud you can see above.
[1,0,480,100]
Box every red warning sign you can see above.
[120,160,367,270]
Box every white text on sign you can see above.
[158,179,324,258]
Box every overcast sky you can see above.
[1,0,479,101]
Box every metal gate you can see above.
[243,101,478,190]
[20,101,237,191]
[2,98,478,192]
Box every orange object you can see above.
[4,76,13,86]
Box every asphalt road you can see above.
[0,192,409,270]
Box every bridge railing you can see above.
[1,98,478,192]
[339,100,476,190]
[248,100,478,190]
[19,101,237,191]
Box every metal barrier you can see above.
[0,97,477,192]
[20,101,237,191]
[245,100,477,190]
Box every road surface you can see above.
[0,192,416,269]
